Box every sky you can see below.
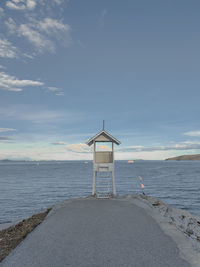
[1,0,200,160]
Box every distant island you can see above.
[166,154,200,161]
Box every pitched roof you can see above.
[86,130,121,146]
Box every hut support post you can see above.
[112,142,116,195]
[92,171,96,195]
[92,142,96,195]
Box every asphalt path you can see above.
[1,198,190,267]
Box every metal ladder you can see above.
[96,171,112,199]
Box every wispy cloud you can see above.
[38,0,67,6]
[0,142,91,161]
[6,17,71,53]
[23,52,35,59]
[183,131,200,137]
[47,86,64,96]
[0,71,43,92]
[118,141,200,153]
[99,8,107,28]
[2,0,71,57]
[5,18,17,34]
[37,18,70,35]
[54,92,64,96]
[6,0,36,11]
[53,0,64,4]
[0,70,60,93]
[52,141,66,145]
[0,107,64,123]
[0,136,12,141]
[0,38,18,58]
[0,7,4,15]
[18,23,55,52]
[48,87,59,92]
[0,104,84,125]
[66,143,92,153]
[20,110,64,123]
[0,128,17,133]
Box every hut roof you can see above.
[86,130,121,146]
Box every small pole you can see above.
[103,120,105,130]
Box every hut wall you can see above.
[95,151,113,163]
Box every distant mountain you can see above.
[166,154,200,161]
[0,159,13,162]
[0,159,26,162]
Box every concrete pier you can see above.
[0,198,193,266]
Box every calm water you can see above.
[0,160,200,223]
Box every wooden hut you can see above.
[86,121,120,198]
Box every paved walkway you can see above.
[1,198,190,267]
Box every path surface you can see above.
[1,198,190,267]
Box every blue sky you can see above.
[1,0,200,160]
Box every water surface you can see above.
[0,160,199,223]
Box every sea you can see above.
[0,160,200,224]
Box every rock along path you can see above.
[0,198,190,267]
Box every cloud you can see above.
[47,86,64,96]
[99,8,107,28]
[55,92,64,96]
[15,110,64,123]
[0,71,43,92]
[37,18,70,35]
[0,136,12,141]
[6,0,36,11]
[54,0,64,4]
[52,141,66,145]
[47,87,59,92]
[18,24,55,52]
[0,128,17,133]
[66,143,110,154]
[0,39,18,58]
[1,138,200,161]
[0,105,83,124]
[38,0,68,8]
[0,7,4,14]
[183,131,200,137]
[3,1,71,57]
[6,17,71,53]
[0,142,91,161]
[0,65,6,70]
[118,141,200,153]
[0,70,60,93]
[67,143,92,153]
[23,52,34,59]
[5,18,16,34]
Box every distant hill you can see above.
[166,154,200,161]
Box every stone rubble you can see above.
[0,208,51,263]
[122,194,200,251]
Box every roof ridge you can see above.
[86,129,120,146]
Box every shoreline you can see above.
[0,195,200,265]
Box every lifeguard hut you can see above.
[86,121,120,198]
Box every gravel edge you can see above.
[0,208,51,262]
